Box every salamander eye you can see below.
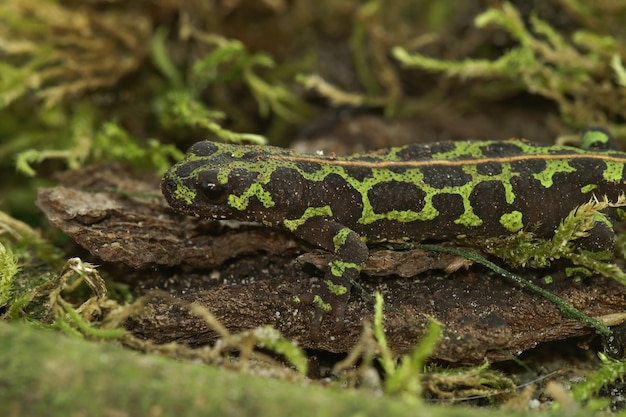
[197,171,229,204]
[198,180,228,203]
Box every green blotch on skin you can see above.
[324,279,348,296]
[232,148,252,158]
[183,141,533,231]
[499,211,524,232]
[581,184,597,193]
[217,170,230,185]
[332,227,352,253]
[532,160,575,188]
[604,161,624,182]
[293,296,301,304]
[313,295,332,312]
[431,141,489,159]
[499,164,517,204]
[454,211,483,227]
[359,163,520,227]
[174,185,197,205]
[330,260,361,278]
[543,276,553,284]
[168,139,626,261]
[364,206,439,224]
[452,164,517,226]
[283,206,333,232]
[228,183,275,210]
[581,129,611,148]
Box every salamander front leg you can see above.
[291,217,368,335]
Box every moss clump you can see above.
[394,2,626,136]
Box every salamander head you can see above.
[162,141,276,222]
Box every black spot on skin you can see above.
[368,181,427,213]
[187,141,220,156]
[421,165,471,188]
[344,165,377,182]
[479,142,527,158]
[297,161,323,175]
[475,161,502,176]
[507,175,576,236]
[175,159,212,178]
[467,181,510,233]
[396,142,456,160]
[510,158,546,175]
[430,193,465,229]
[578,221,616,252]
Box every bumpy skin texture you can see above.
[162,129,626,323]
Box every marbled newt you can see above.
[162,128,625,326]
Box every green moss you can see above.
[571,353,626,410]
[13,105,185,177]
[0,243,19,307]
[3,1,626,410]
[392,1,626,134]
[374,293,443,397]
[8,321,606,417]
[482,195,626,285]
[0,1,151,108]
[155,90,267,146]
[334,293,516,400]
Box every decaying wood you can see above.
[36,163,626,362]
